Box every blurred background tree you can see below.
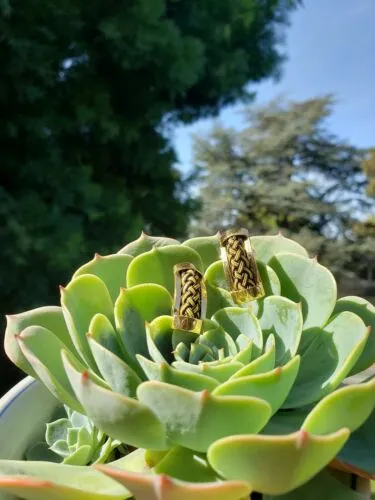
[190,95,375,296]
[0,0,299,391]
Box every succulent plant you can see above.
[1,230,375,499]
[26,405,121,466]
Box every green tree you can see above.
[191,95,374,278]
[0,0,298,392]
[348,150,375,290]
[362,148,375,196]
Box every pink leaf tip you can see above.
[200,389,210,402]
[155,475,173,493]
[296,430,309,449]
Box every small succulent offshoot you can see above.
[0,229,375,500]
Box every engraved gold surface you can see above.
[220,228,264,304]
[172,263,206,333]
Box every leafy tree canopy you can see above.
[0,0,298,311]
[191,95,374,284]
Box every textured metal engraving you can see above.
[173,263,206,333]
[220,228,264,304]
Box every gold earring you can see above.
[219,228,264,304]
[172,263,206,334]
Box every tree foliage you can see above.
[191,95,374,284]
[0,0,298,310]
[0,0,298,392]
[362,148,375,197]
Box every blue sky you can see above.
[172,0,375,172]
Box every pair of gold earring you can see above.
[173,228,264,334]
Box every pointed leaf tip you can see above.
[94,253,103,259]
[81,371,89,384]
[0,477,53,488]
[296,430,309,449]
[201,389,210,402]
[157,474,173,491]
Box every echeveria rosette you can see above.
[26,405,121,466]
[0,232,374,499]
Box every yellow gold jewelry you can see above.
[219,228,264,304]
[172,263,206,333]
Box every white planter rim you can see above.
[0,376,36,418]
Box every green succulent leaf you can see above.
[73,254,133,303]
[231,335,276,378]
[88,336,142,397]
[259,296,303,365]
[205,283,236,319]
[173,341,190,362]
[262,407,309,436]
[63,351,169,450]
[114,285,172,369]
[137,381,271,452]
[333,296,375,374]
[172,360,244,382]
[189,343,214,363]
[145,315,176,364]
[251,234,309,264]
[61,275,114,367]
[88,314,123,359]
[285,312,369,407]
[213,356,300,414]
[257,262,281,296]
[204,261,228,290]
[302,378,375,435]
[98,464,251,500]
[232,340,253,364]
[198,327,238,358]
[153,446,219,483]
[126,245,203,295]
[183,235,221,271]
[136,355,219,392]
[269,253,337,329]
[4,306,75,377]
[336,404,375,477]
[63,445,92,465]
[50,439,70,457]
[263,469,365,499]
[171,327,200,352]
[118,233,180,257]
[203,261,240,317]
[18,326,85,412]
[212,307,263,357]
[46,418,70,447]
[0,458,131,500]
[208,428,349,495]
